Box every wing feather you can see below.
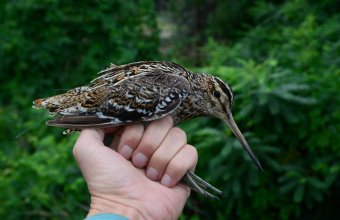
[46,67,190,128]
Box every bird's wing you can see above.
[89,61,188,90]
[46,70,190,129]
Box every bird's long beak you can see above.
[224,112,263,172]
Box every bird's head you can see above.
[205,75,263,172]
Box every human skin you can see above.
[73,116,198,220]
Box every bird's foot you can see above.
[181,171,224,199]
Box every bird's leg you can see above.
[181,171,224,199]
[62,128,78,135]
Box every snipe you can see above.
[33,61,262,199]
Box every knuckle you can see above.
[164,116,174,126]
[150,154,169,169]
[154,116,173,127]
[185,145,198,171]
[167,161,184,178]
[187,145,198,160]
[73,138,84,156]
[137,137,159,157]
[72,143,79,156]
[171,127,187,141]
[122,124,143,145]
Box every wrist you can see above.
[87,195,147,220]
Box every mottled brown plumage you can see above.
[33,61,262,199]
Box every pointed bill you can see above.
[224,112,263,172]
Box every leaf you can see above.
[279,83,311,92]
[273,90,317,105]
[293,185,305,203]
[279,179,298,194]
[268,96,280,115]
[312,189,324,202]
[308,177,326,189]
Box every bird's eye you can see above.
[213,91,221,98]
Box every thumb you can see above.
[73,128,125,181]
[73,129,106,163]
[73,127,121,162]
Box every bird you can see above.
[33,61,262,199]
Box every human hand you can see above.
[73,116,198,220]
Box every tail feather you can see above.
[33,98,46,108]
[32,86,90,112]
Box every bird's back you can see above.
[33,61,193,128]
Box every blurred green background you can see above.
[0,0,339,219]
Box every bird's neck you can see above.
[172,74,213,124]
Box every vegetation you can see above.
[0,0,339,219]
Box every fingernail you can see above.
[133,152,147,167]
[120,144,133,159]
[146,167,158,180]
[161,174,172,187]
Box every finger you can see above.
[146,127,187,181]
[132,116,173,168]
[160,144,198,187]
[117,124,145,159]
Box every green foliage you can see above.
[179,0,339,219]
[182,60,338,219]
[164,0,257,64]
[0,1,159,219]
[0,129,85,219]
[0,0,159,105]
